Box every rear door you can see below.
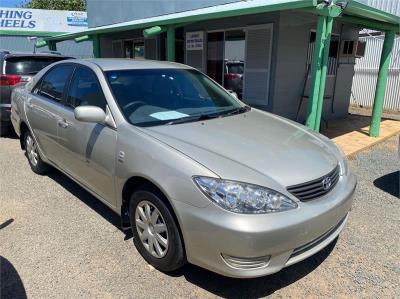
[26,64,74,163]
[57,66,117,206]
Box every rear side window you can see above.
[66,67,107,111]
[38,65,74,102]
[5,56,69,75]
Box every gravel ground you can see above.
[1,133,399,298]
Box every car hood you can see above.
[142,109,339,187]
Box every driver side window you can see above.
[66,67,107,111]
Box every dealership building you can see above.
[0,7,92,58]
[13,1,400,136]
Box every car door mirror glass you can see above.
[74,106,106,123]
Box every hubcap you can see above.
[135,201,168,258]
[26,135,38,166]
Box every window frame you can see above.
[33,63,75,103]
[63,65,108,112]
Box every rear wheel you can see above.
[24,131,49,174]
[129,185,186,272]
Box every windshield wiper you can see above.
[223,105,251,117]
[166,113,220,125]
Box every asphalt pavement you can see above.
[1,133,399,298]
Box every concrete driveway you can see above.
[1,134,399,298]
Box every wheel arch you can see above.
[121,176,187,253]
[19,121,29,150]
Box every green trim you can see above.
[167,26,175,62]
[369,31,396,137]
[315,16,333,132]
[143,26,167,38]
[339,15,399,34]
[0,30,66,37]
[92,34,101,58]
[345,1,400,25]
[44,0,315,41]
[75,35,91,43]
[306,16,326,130]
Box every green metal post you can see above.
[167,26,175,62]
[92,35,101,58]
[305,16,326,130]
[314,16,334,131]
[48,41,57,51]
[369,30,396,137]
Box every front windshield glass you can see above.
[105,68,245,127]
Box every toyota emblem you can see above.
[322,177,332,190]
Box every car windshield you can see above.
[106,68,247,127]
[5,56,69,75]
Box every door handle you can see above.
[57,119,69,128]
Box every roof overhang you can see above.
[44,0,399,43]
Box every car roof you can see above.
[73,58,194,71]
[0,50,72,59]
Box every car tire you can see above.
[129,185,186,272]
[24,131,49,175]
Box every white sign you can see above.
[0,7,88,33]
[186,31,204,51]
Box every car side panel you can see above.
[25,93,62,162]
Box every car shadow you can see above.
[46,168,337,296]
[374,171,400,198]
[167,238,337,298]
[0,256,27,299]
[46,170,133,240]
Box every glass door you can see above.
[207,31,224,85]
[124,40,133,58]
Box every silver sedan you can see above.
[11,59,356,278]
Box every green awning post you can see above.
[369,30,396,137]
[92,35,101,58]
[305,16,326,129]
[48,41,57,51]
[167,26,175,62]
[314,16,334,131]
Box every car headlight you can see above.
[193,176,298,214]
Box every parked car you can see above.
[224,60,243,99]
[0,50,72,136]
[11,59,356,278]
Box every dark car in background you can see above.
[223,60,244,99]
[0,51,72,136]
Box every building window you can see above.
[307,31,340,76]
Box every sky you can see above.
[0,0,22,8]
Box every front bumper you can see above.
[173,173,356,278]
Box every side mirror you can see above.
[74,106,106,123]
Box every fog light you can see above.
[221,254,271,270]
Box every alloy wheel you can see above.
[26,135,38,167]
[135,200,169,258]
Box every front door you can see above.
[26,64,74,163]
[57,66,117,206]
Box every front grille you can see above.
[287,165,340,201]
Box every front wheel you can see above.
[129,185,186,272]
[24,131,49,175]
